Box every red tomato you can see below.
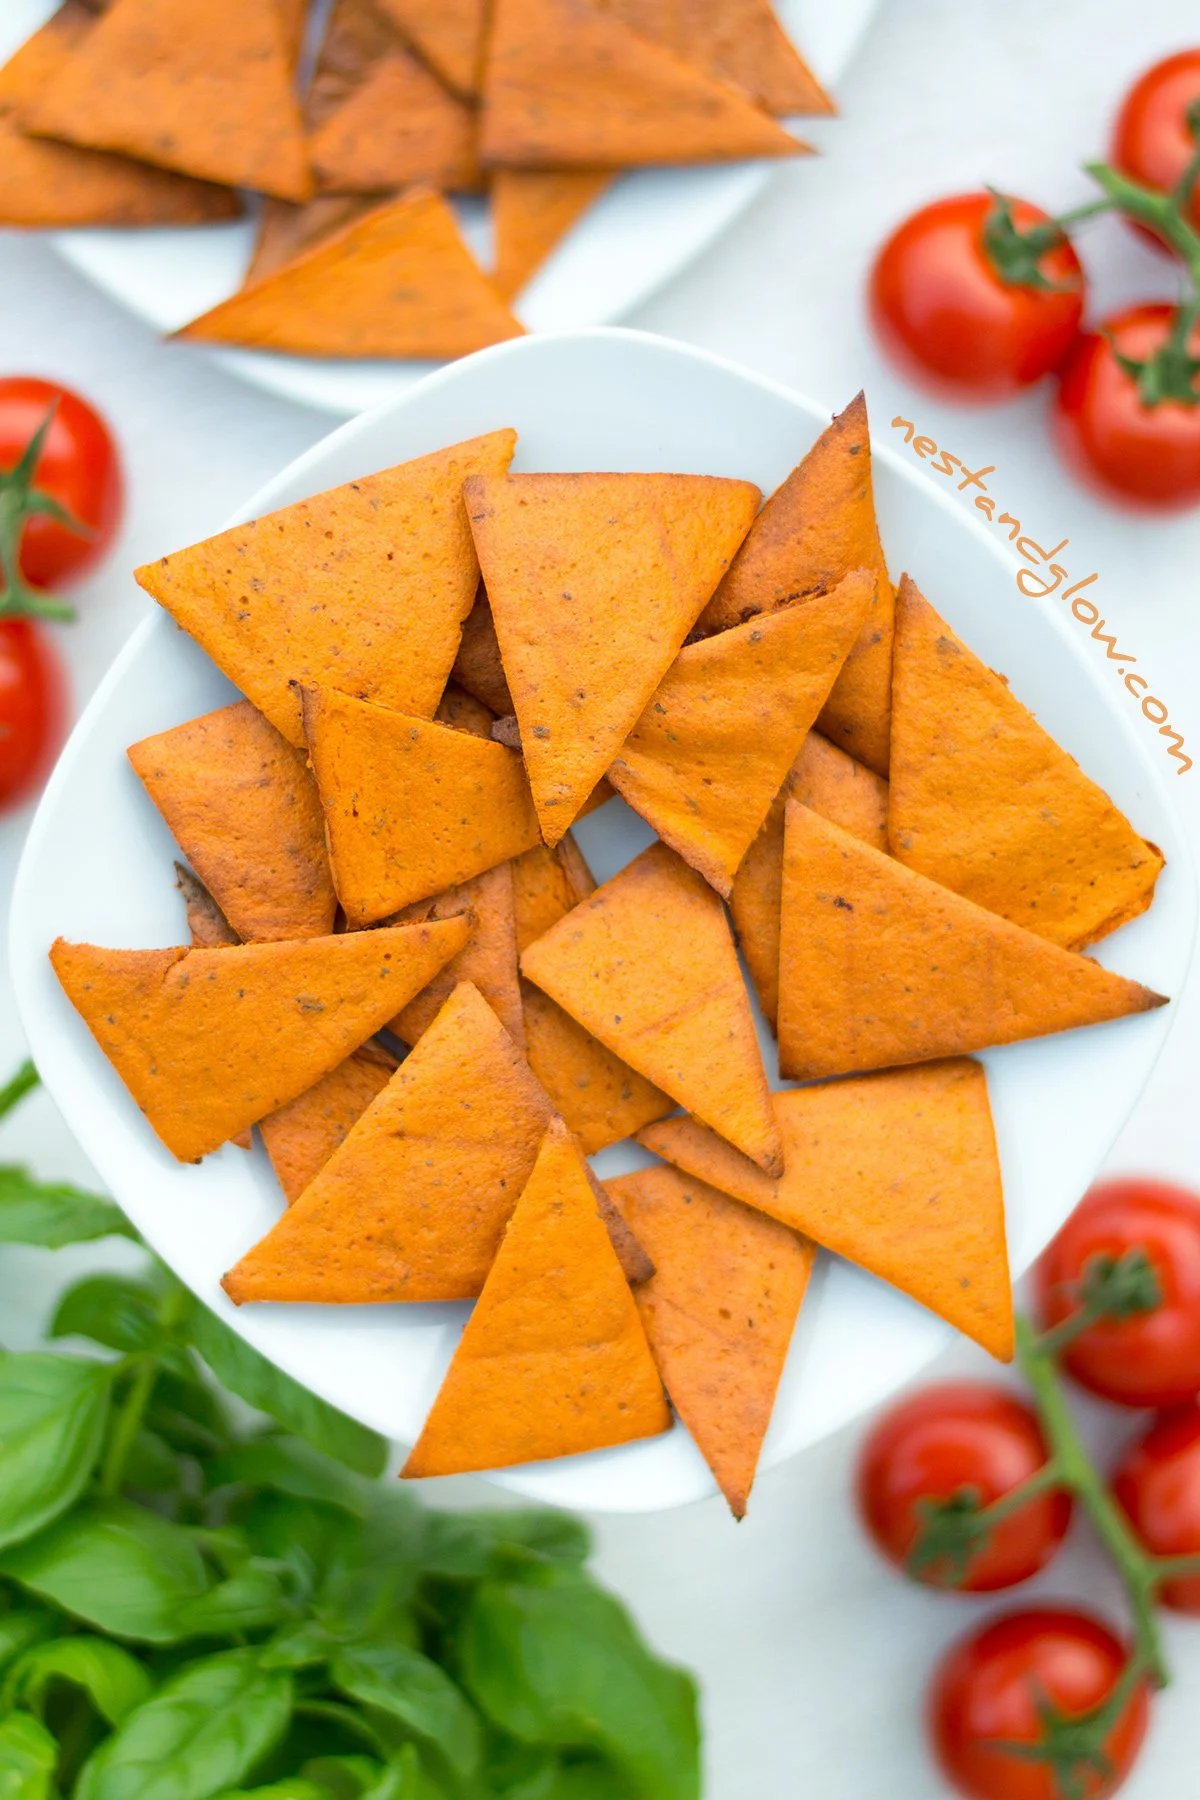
[1110,50,1200,244]
[0,376,122,591]
[1034,1178,1200,1408]
[1114,1406,1200,1612]
[929,1608,1150,1800]
[0,619,68,810]
[869,193,1084,402]
[1054,304,1200,510]
[857,1383,1071,1591]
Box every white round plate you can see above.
[3,0,878,415]
[11,330,1195,1512]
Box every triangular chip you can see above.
[129,701,337,944]
[176,190,525,361]
[0,4,240,228]
[889,577,1164,950]
[511,839,673,1153]
[377,0,488,98]
[778,803,1167,1081]
[697,394,895,775]
[607,569,875,896]
[606,1164,813,1514]
[390,862,525,1049]
[479,0,808,169]
[638,1059,1014,1360]
[521,841,782,1171]
[50,918,469,1163]
[26,0,312,202]
[435,680,496,738]
[491,169,613,299]
[302,687,541,926]
[730,730,888,1029]
[602,0,835,115]
[259,1040,398,1203]
[175,863,239,949]
[310,46,480,194]
[466,470,760,841]
[246,195,377,285]
[225,981,554,1303]
[402,1119,670,1476]
[451,587,513,716]
[135,429,515,748]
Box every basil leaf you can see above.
[0,1500,208,1642]
[241,1495,357,1601]
[212,1786,330,1800]
[3,1635,152,1725]
[331,1642,482,1779]
[298,1760,382,1800]
[0,1166,135,1247]
[259,1621,335,1672]
[49,1277,162,1354]
[174,1561,297,1638]
[145,1371,231,1457]
[0,1608,59,1678]
[361,1747,444,1800]
[0,1710,56,1800]
[206,1438,368,1516]
[0,1352,112,1551]
[123,1429,184,1494]
[75,1649,293,1800]
[461,1569,700,1800]
[188,1309,385,1478]
[424,1512,590,1580]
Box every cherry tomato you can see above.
[869,193,1084,402]
[1053,304,1200,510]
[1035,1178,1200,1408]
[857,1383,1071,1592]
[0,376,122,591]
[1114,1406,1200,1611]
[929,1608,1150,1800]
[0,618,68,810]
[1110,49,1200,245]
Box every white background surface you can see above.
[3,0,1200,1793]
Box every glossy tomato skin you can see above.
[0,376,122,589]
[857,1383,1071,1591]
[1114,1406,1200,1611]
[0,618,67,811]
[1110,49,1200,244]
[930,1608,1150,1800]
[870,193,1084,402]
[1035,1177,1200,1407]
[1054,304,1200,510]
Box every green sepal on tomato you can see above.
[1110,50,1200,246]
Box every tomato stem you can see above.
[0,399,88,622]
[97,1354,158,1497]
[907,1462,1064,1587]
[981,189,1096,292]
[1016,1315,1169,1689]
[1036,1247,1163,1358]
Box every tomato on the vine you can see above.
[1110,49,1200,244]
[857,1383,1071,1592]
[1035,1177,1200,1407]
[869,192,1085,401]
[929,1608,1150,1800]
[0,376,122,592]
[1114,1406,1200,1612]
[0,618,67,810]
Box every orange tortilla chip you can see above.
[259,1040,398,1203]
[377,0,489,99]
[390,862,526,1049]
[0,4,239,227]
[225,981,554,1303]
[245,195,376,285]
[698,394,895,776]
[606,1163,814,1514]
[479,0,808,169]
[511,838,673,1152]
[176,190,524,361]
[401,1118,670,1476]
[590,1171,655,1286]
[435,680,496,739]
[889,576,1164,950]
[491,170,613,299]
[26,0,312,202]
[50,917,469,1164]
[135,429,515,748]
[174,863,239,949]
[451,588,513,716]
[730,730,888,1029]
[466,470,760,842]
[778,803,1167,1081]
[607,569,875,896]
[302,686,542,926]
[603,0,835,115]
[521,840,782,1172]
[129,701,336,944]
[638,1059,1014,1361]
